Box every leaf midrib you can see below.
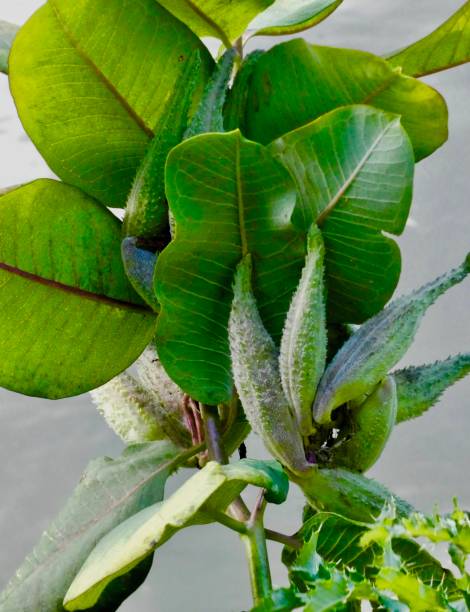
[178,0,232,48]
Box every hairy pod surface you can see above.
[280,224,327,436]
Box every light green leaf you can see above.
[237,39,448,161]
[0,20,18,74]
[387,1,470,77]
[0,441,184,612]
[155,130,305,404]
[155,0,274,46]
[313,256,470,425]
[64,459,288,610]
[394,355,470,424]
[0,180,156,399]
[376,569,447,611]
[9,0,213,206]
[271,105,414,324]
[250,0,342,36]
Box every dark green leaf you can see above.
[0,180,156,399]
[9,0,213,206]
[0,20,18,74]
[250,0,343,36]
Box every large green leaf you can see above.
[249,0,343,36]
[270,105,414,323]
[387,1,470,77]
[0,441,184,612]
[9,0,213,206]
[0,180,156,399]
[155,130,305,404]
[64,459,288,610]
[155,0,273,46]
[0,20,18,74]
[236,39,447,161]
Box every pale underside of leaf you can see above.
[0,20,19,73]
[249,0,342,36]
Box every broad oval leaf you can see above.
[250,0,343,36]
[387,1,470,77]
[0,441,183,612]
[236,39,448,161]
[155,130,305,404]
[0,180,156,399]
[64,459,288,610]
[9,0,213,206]
[0,20,18,74]
[270,105,415,323]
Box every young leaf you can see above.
[280,225,327,436]
[375,569,447,611]
[224,50,265,132]
[0,180,156,399]
[155,130,305,404]
[0,20,18,74]
[0,441,184,612]
[229,256,310,475]
[387,1,470,77]
[393,355,470,424]
[313,256,470,425]
[121,238,159,312]
[249,0,343,37]
[63,459,288,610]
[236,39,448,161]
[9,0,213,206]
[270,105,414,324]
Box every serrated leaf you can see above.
[250,0,342,36]
[9,0,213,206]
[303,573,354,612]
[376,569,447,611]
[270,104,414,324]
[393,355,470,424]
[0,441,184,612]
[236,39,448,161]
[313,256,470,425]
[0,20,18,74]
[63,459,288,610]
[387,1,470,77]
[0,180,156,399]
[251,587,304,611]
[155,130,305,404]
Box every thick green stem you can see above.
[200,403,228,463]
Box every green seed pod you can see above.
[229,256,311,476]
[280,224,327,436]
[329,376,397,473]
[313,255,470,425]
[394,354,470,424]
[121,237,159,312]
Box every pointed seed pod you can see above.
[280,224,327,436]
[313,255,470,425]
[121,237,159,312]
[229,256,311,475]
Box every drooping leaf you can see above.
[9,0,213,206]
[250,0,343,36]
[0,180,156,399]
[154,0,274,46]
[313,256,470,425]
[236,39,448,161]
[393,354,470,424]
[155,130,305,404]
[63,459,288,610]
[270,105,414,324]
[0,441,184,612]
[387,1,470,77]
[121,237,159,312]
[0,20,18,74]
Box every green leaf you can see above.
[154,0,274,46]
[376,569,447,611]
[313,256,470,425]
[237,39,448,161]
[270,105,414,324]
[0,180,156,399]
[63,459,288,610]
[121,237,159,312]
[387,1,470,77]
[9,0,213,206]
[155,130,305,404]
[303,573,355,612]
[250,0,343,36]
[0,441,184,612]
[393,355,470,424]
[0,20,18,74]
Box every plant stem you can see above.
[265,529,302,550]
[200,403,227,463]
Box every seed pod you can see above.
[229,256,311,476]
[393,354,470,424]
[280,224,327,436]
[313,255,470,425]
[121,237,159,312]
[329,376,397,473]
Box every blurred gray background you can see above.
[0,1,469,610]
